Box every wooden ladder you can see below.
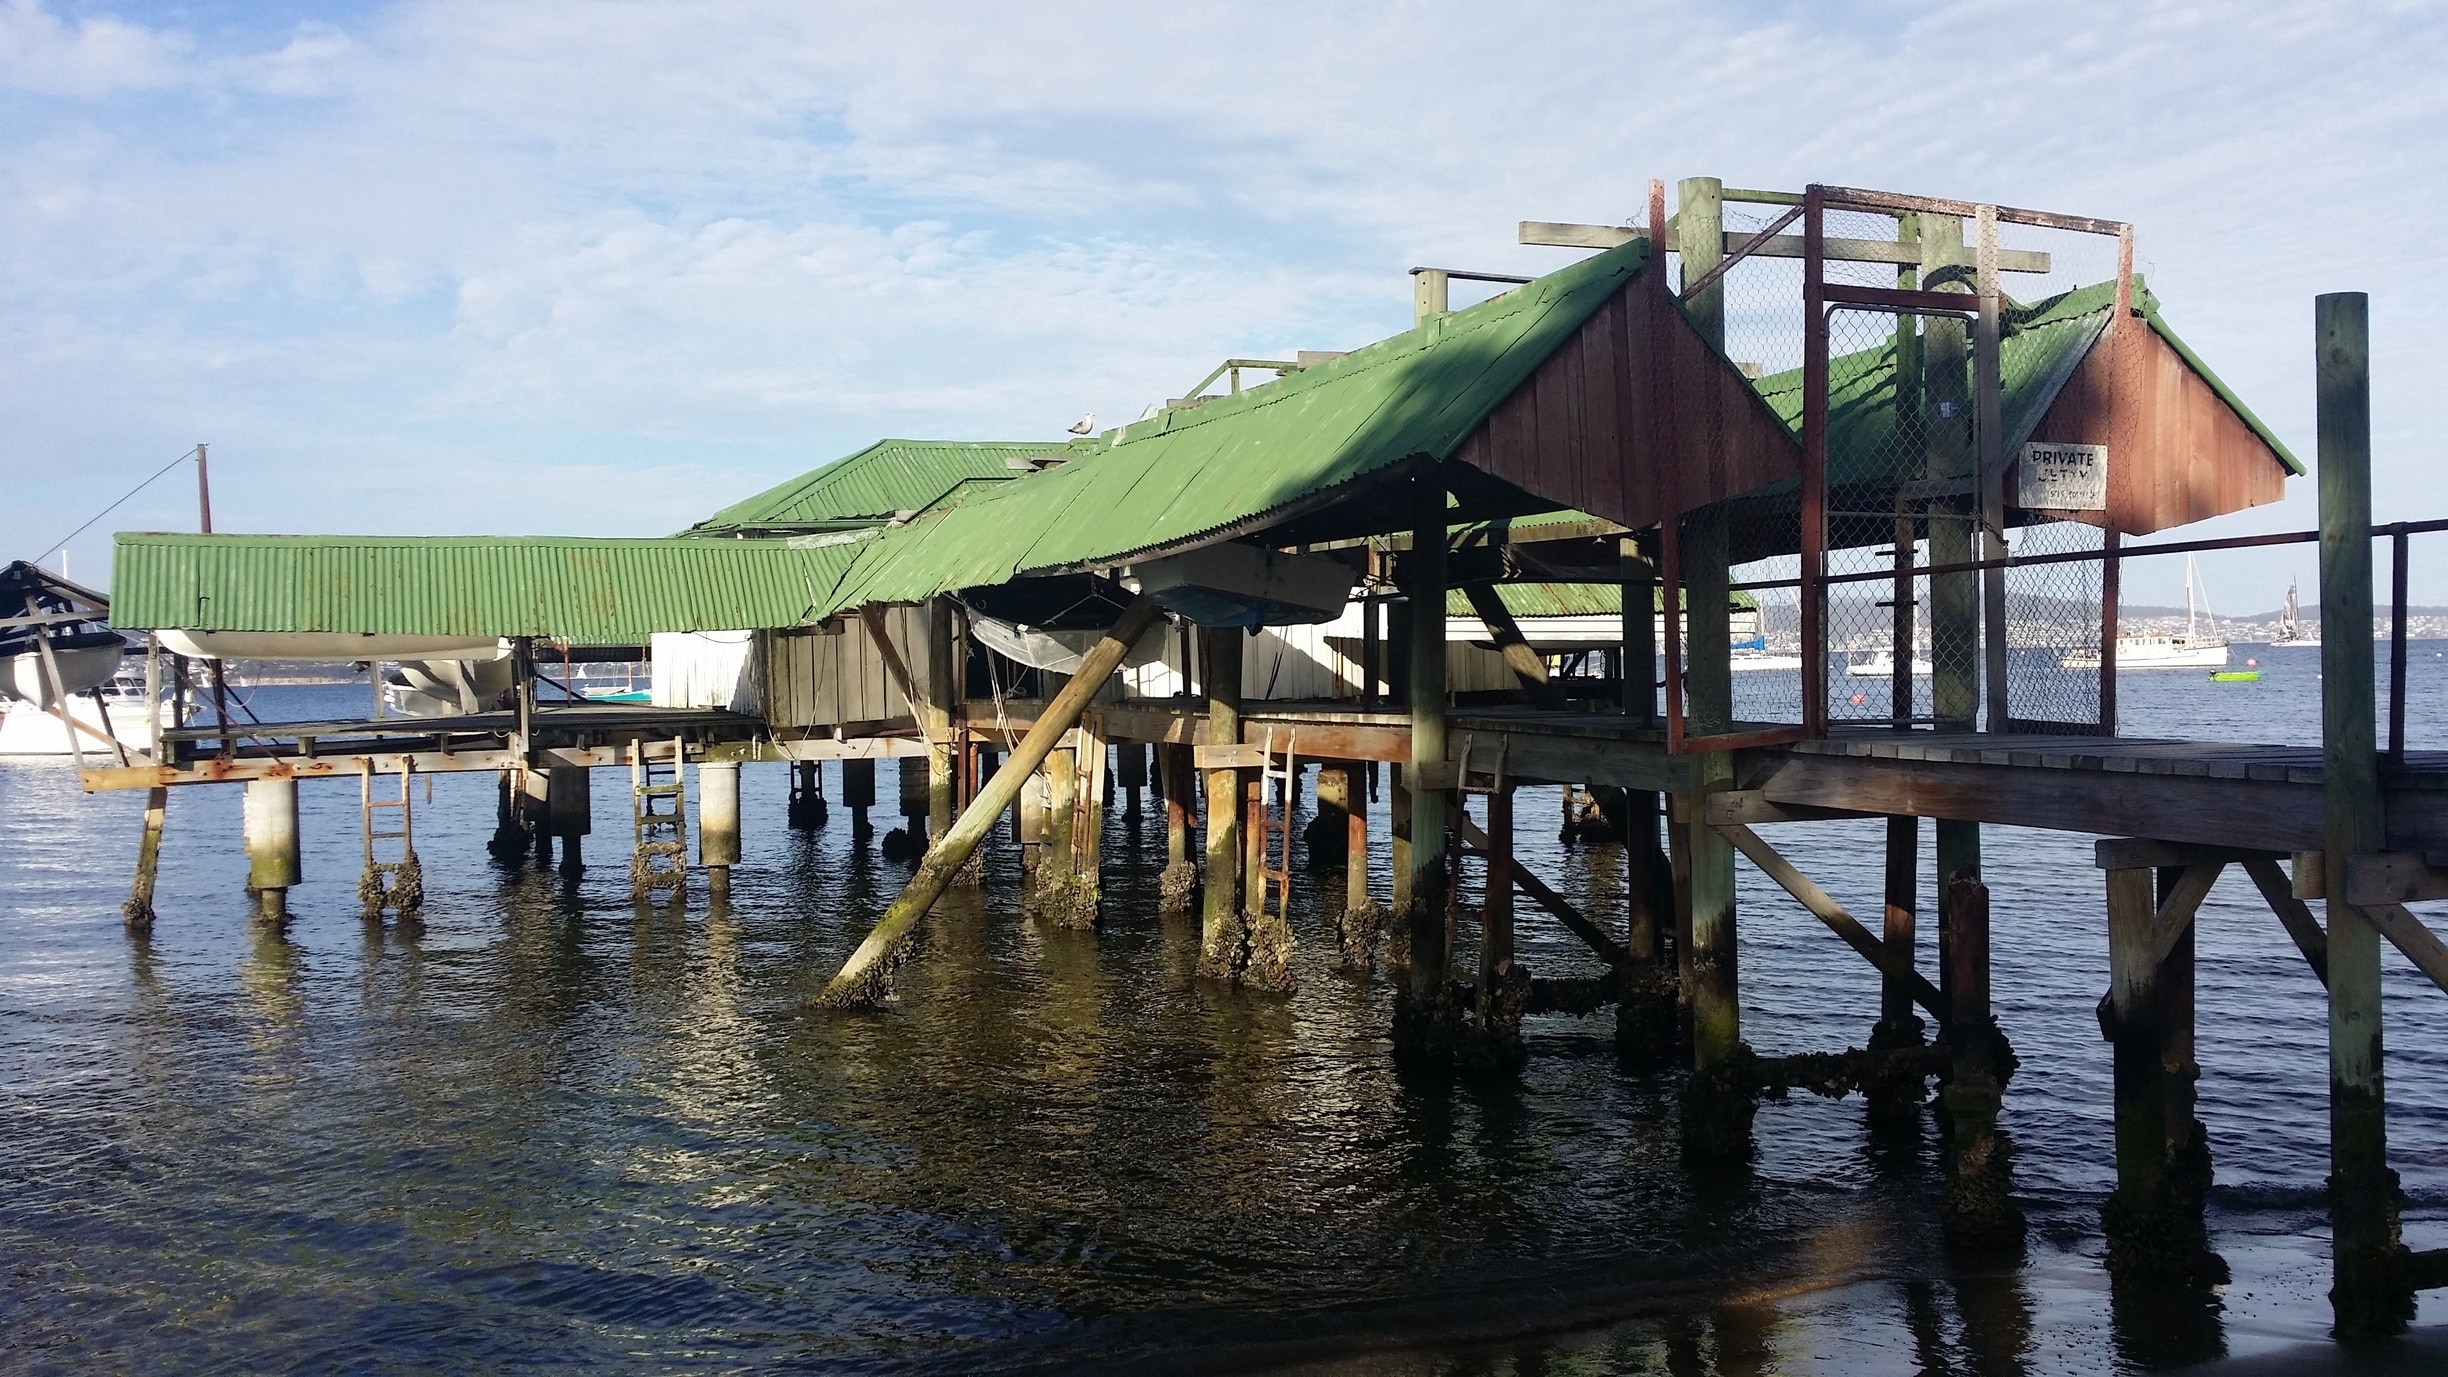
[358,760,419,917]
[1250,726,1299,922]
[630,737,689,898]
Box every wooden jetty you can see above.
[65,180,2448,1333]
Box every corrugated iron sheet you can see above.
[822,239,1653,610]
[690,439,1076,532]
[110,533,861,642]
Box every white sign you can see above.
[2018,441,2108,510]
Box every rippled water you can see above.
[3,645,2446,1373]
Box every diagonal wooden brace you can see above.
[1718,821,1946,1022]
[1455,811,1630,969]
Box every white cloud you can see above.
[0,0,187,97]
[1,0,2444,610]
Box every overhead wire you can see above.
[32,446,201,566]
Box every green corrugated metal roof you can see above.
[1751,277,2301,490]
[110,533,859,642]
[820,238,1653,610]
[690,439,1082,533]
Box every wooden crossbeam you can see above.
[1517,221,2052,272]
[2094,838,2281,871]
[1705,788,1878,826]
[2343,851,2448,905]
[1717,821,1947,1021]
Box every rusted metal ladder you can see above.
[1250,726,1299,924]
[629,737,689,898]
[357,759,421,918]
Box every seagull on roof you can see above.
[1067,413,1094,436]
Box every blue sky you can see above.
[4,0,2444,609]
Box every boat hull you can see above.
[1,645,124,706]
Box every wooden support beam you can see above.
[812,595,1160,1008]
[1705,789,1879,826]
[2094,838,2280,872]
[2242,856,2329,987]
[1718,821,1947,1022]
[1461,581,1559,708]
[1455,811,1630,969]
[2342,851,2448,905]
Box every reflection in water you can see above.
[3,673,2446,1370]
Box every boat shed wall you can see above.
[756,605,934,730]
[2022,310,2294,536]
[1452,283,1801,530]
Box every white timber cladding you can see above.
[748,605,935,728]
[650,631,759,712]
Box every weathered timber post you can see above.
[2101,863,2224,1281]
[549,766,590,874]
[1941,874,2021,1246]
[124,786,168,928]
[1018,767,1046,872]
[1474,784,1526,1071]
[1158,743,1197,913]
[813,597,1159,1007]
[242,775,300,923]
[1036,734,1082,914]
[488,769,526,865]
[2316,290,2412,1335]
[1396,475,1457,1057]
[926,598,960,846]
[1616,786,1675,1065]
[1199,628,1249,977]
[697,761,740,900]
[1867,813,1927,1121]
[842,758,875,840]
[1313,763,1384,969]
[1672,177,1751,1150]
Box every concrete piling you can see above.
[787,760,828,830]
[242,775,300,922]
[699,760,740,899]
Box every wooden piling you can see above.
[1476,785,1525,1068]
[1940,874,2021,1246]
[2315,290,2410,1333]
[1158,743,1196,913]
[812,596,1159,1008]
[1866,813,1927,1119]
[1398,476,1455,1052]
[123,786,167,928]
[926,597,960,845]
[1199,627,1248,977]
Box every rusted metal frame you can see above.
[1735,525,2336,593]
[1821,283,1979,316]
[1679,203,1802,303]
[1648,178,1687,756]
[2101,529,2120,734]
[2391,524,2410,763]
[1801,185,1829,736]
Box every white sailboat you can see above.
[2270,577,2320,648]
[2066,554,2230,670]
